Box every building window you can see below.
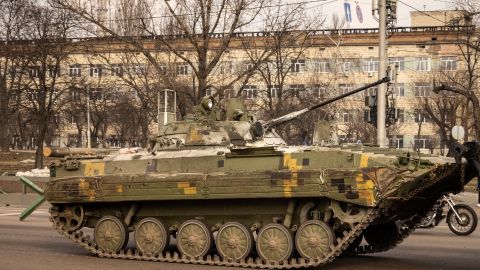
[341,60,355,73]
[388,135,404,148]
[89,88,103,101]
[440,56,457,71]
[68,65,82,77]
[90,65,102,77]
[395,108,405,123]
[245,62,256,71]
[414,109,429,123]
[105,88,121,101]
[290,59,306,73]
[394,83,405,97]
[389,57,405,71]
[175,63,189,76]
[243,85,257,99]
[26,90,38,100]
[48,66,59,77]
[342,112,352,123]
[339,84,358,98]
[66,112,76,124]
[363,110,370,122]
[29,66,40,78]
[267,85,279,98]
[312,84,327,99]
[450,19,460,26]
[290,84,305,98]
[314,60,330,73]
[415,57,431,71]
[132,64,147,75]
[224,89,236,99]
[69,88,81,101]
[363,58,379,72]
[158,63,167,75]
[219,61,233,75]
[205,88,215,96]
[414,135,432,149]
[338,84,354,95]
[414,82,432,97]
[111,64,123,76]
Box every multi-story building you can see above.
[4,11,475,151]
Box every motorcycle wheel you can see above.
[447,204,478,236]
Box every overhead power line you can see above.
[87,0,333,24]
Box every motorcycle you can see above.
[417,194,478,236]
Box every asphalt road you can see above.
[1,193,479,270]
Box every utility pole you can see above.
[87,87,91,148]
[377,0,387,147]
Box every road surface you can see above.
[0,192,479,270]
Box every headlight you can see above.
[207,98,213,109]
[202,96,214,110]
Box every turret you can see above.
[152,77,389,150]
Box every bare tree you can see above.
[242,4,324,143]
[17,4,75,167]
[51,0,270,106]
[0,0,31,151]
[432,30,480,141]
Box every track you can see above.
[51,208,378,269]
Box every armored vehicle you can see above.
[44,77,480,268]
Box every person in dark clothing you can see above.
[477,178,480,207]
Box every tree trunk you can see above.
[141,121,149,148]
[0,79,10,152]
[34,130,45,169]
[0,117,9,152]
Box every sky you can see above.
[304,0,453,28]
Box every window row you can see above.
[386,135,434,149]
[67,63,191,77]
[215,82,439,100]
[342,108,432,124]
[312,56,458,73]
[17,55,459,81]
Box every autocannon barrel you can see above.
[43,147,113,157]
[263,76,390,129]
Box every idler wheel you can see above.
[134,218,170,256]
[295,220,334,260]
[363,222,400,249]
[94,216,128,253]
[177,219,212,258]
[51,204,85,232]
[215,222,253,261]
[256,223,294,263]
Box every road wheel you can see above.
[94,216,128,253]
[134,218,169,256]
[295,220,334,260]
[216,222,252,261]
[177,219,212,258]
[51,204,85,232]
[447,204,478,236]
[256,223,293,263]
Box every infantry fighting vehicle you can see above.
[44,77,480,269]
